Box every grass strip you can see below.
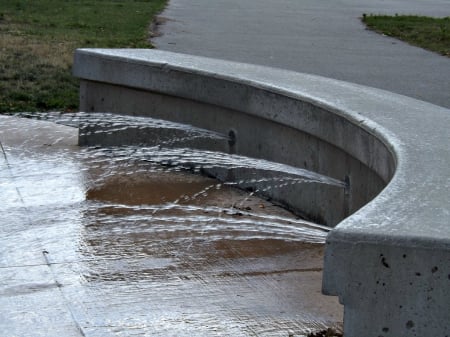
[0,0,167,113]
[362,14,450,57]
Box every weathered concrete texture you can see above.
[153,0,450,109]
[0,115,343,336]
[73,49,450,337]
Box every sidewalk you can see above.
[153,0,450,108]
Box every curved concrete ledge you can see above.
[73,49,450,336]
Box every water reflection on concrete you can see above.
[0,115,342,336]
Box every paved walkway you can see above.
[153,0,450,108]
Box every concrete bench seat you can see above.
[73,49,450,337]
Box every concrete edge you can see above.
[73,48,402,153]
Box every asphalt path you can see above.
[153,0,450,108]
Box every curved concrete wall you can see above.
[73,49,450,337]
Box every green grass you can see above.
[362,14,450,57]
[0,0,167,113]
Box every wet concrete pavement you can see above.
[1,115,343,336]
[153,0,450,108]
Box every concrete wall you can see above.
[73,49,450,337]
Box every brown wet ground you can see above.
[0,115,342,336]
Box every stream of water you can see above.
[1,112,343,336]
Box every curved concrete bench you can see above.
[73,49,450,337]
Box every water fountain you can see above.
[72,48,450,337]
[1,111,343,336]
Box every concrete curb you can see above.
[73,48,450,336]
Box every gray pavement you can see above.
[153,0,450,108]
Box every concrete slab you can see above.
[153,0,450,108]
[0,115,342,336]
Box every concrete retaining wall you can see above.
[73,49,450,337]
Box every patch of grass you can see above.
[0,0,167,113]
[362,14,450,57]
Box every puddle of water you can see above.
[0,113,343,336]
